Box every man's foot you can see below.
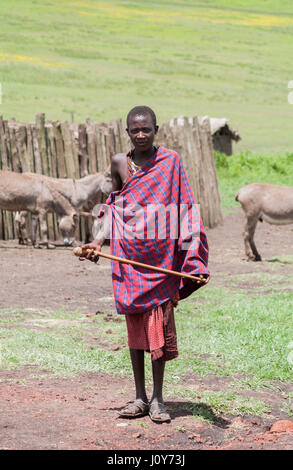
[149,402,171,423]
[118,399,149,419]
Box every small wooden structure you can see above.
[203,117,241,156]
[0,113,223,241]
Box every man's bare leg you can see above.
[118,348,149,418]
[150,357,165,404]
[149,357,171,422]
[129,348,148,403]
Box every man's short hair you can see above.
[126,106,157,128]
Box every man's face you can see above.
[127,113,158,152]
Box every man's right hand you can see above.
[79,242,102,263]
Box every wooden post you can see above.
[78,123,88,177]
[85,121,97,174]
[0,211,3,240]
[199,117,223,227]
[26,124,35,172]
[95,124,103,172]
[108,126,116,163]
[36,113,47,174]
[53,121,66,178]
[0,117,8,239]
[47,124,57,178]
[32,126,42,174]
[190,117,202,203]
[9,126,22,173]
[100,126,109,171]
[61,121,76,179]
[16,125,32,173]
[1,119,14,239]
[70,124,80,179]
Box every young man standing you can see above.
[81,106,209,423]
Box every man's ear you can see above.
[155,125,159,134]
[126,128,129,135]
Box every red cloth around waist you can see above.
[125,296,178,361]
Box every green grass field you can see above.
[0,0,293,151]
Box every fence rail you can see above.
[0,113,222,241]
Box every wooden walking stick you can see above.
[73,247,206,283]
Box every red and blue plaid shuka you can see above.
[105,146,209,316]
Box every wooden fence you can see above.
[0,113,222,241]
[157,116,223,229]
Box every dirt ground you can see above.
[1,209,293,451]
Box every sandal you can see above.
[118,399,149,419]
[149,402,171,423]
